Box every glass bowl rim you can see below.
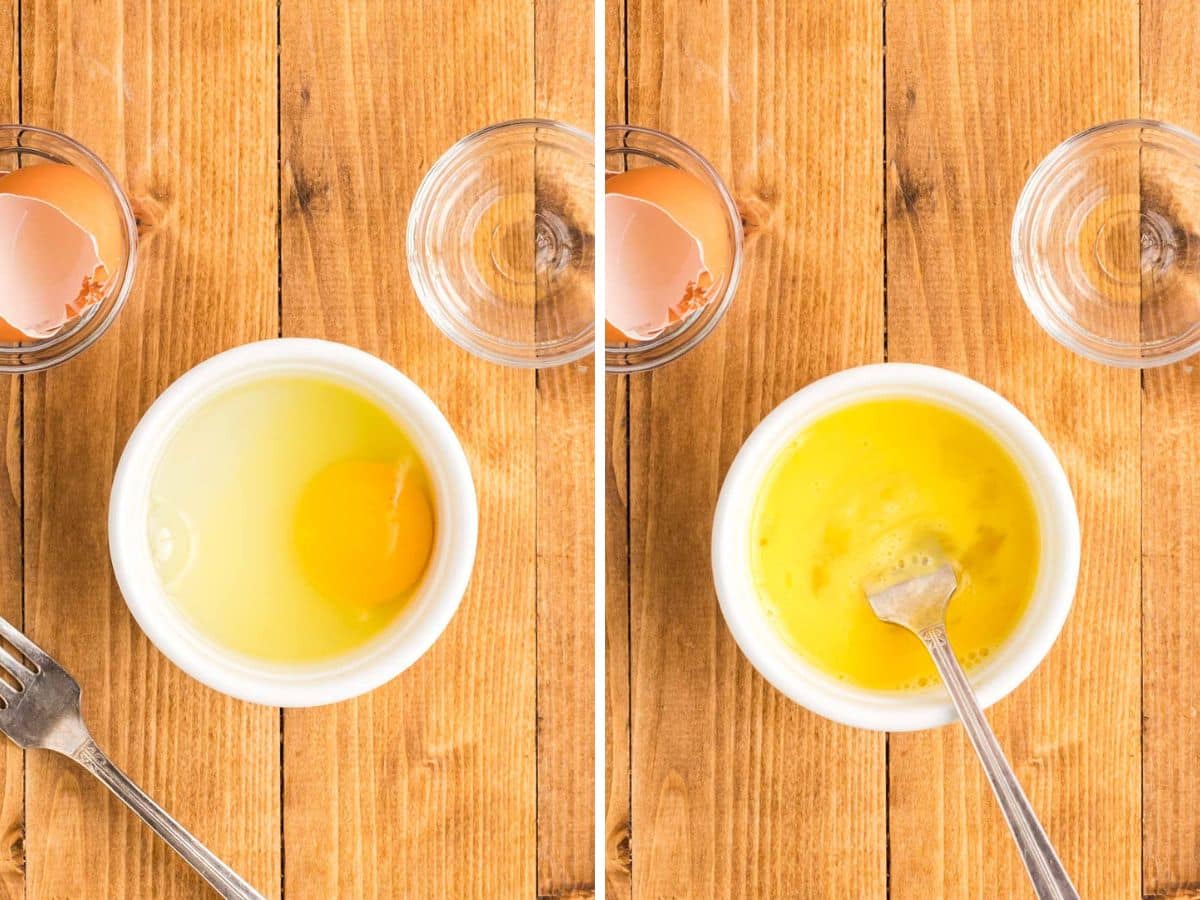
[1010,117,1200,368]
[405,117,595,370]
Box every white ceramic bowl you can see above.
[712,363,1080,732]
[109,339,478,707]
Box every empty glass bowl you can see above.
[0,125,138,373]
[406,119,594,368]
[605,125,743,374]
[1012,119,1200,367]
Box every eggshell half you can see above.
[606,193,710,341]
[0,164,123,274]
[605,166,732,285]
[604,165,733,344]
[0,163,125,341]
[0,194,106,339]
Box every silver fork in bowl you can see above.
[0,615,264,899]
[865,562,1078,900]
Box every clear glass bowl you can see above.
[1012,119,1200,367]
[605,125,743,374]
[0,125,138,373]
[406,119,594,368]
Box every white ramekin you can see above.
[712,363,1080,732]
[109,339,478,708]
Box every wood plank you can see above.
[1,0,12,115]
[533,3,595,897]
[534,357,595,900]
[279,2,538,895]
[605,373,631,899]
[1140,2,1200,894]
[0,369,18,900]
[19,1,281,897]
[605,0,624,127]
[0,6,24,898]
[604,0,632,895]
[885,2,1141,897]
[625,1,886,895]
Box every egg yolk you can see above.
[293,459,434,608]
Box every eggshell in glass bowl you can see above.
[0,162,125,340]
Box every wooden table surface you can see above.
[606,1,1199,898]
[0,1,593,897]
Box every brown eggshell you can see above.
[606,166,732,281]
[0,163,123,276]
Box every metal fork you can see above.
[865,563,1078,900]
[0,615,264,899]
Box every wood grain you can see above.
[0,6,23,898]
[1140,2,1200,895]
[20,1,281,898]
[0,368,20,900]
[605,0,624,126]
[1,1,12,116]
[604,0,632,895]
[885,2,1141,897]
[605,372,631,899]
[535,355,595,900]
[533,4,595,896]
[278,1,578,895]
[622,1,886,895]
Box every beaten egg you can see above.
[751,398,1040,692]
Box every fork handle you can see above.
[920,625,1079,900]
[71,739,265,900]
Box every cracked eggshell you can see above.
[604,165,733,343]
[0,163,123,341]
[606,193,709,341]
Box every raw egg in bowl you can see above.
[109,339,478,707]
[712,364,1080,731]
[0,125,138,372]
